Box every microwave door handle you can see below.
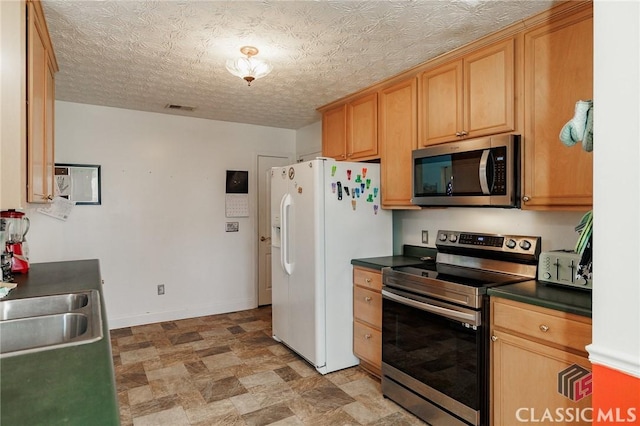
[479,149,491,195]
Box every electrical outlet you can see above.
[422,230,429,244]
[157,284,165,295]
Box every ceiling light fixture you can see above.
[225,46,272,86]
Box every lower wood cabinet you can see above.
[352,266,383,377]
[491,297,593,426]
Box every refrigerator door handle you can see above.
[280,193,293,275]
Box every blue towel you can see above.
[559,100,593,152]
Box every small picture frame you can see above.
[54,164,101,205]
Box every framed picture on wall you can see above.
[54,164,101,205]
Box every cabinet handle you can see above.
[455,132,462,137]
[539,325,550,332]
[523,196,530,202]
[364,334,372,340]
[365,278,372,283]
[364,296,372,302]
[491,335,498,342]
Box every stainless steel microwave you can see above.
[411,134,520,207]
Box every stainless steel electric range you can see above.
[381,230,541,426]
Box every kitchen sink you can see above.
[0,292,90,320]
[0,290,103,358]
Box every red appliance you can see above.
[1,210,30,273]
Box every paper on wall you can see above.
[37,196,76,221]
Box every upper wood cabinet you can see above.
[322,93,378,161]
[27,0,58,203]
[419,38,515,146]
[322,104,347,160]
[379,78,419,209]
[521,5,593,209]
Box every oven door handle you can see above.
[382,289,479,325]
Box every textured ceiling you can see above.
[42,0,556,130]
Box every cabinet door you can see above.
[379,78,420,208]
[353,321,382,373]
[44,58,55,200]
[464,38,515,138]
[353,286,382,328]
[353,266,383,291]
[522,9,593,209]
[419,60,463,146]
[27,1,48,203]
[322,104,347,160]
[27,0,56,203]
[492,329,592,426]
[347,92,378,160]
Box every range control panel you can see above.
[436,230,541,257]
[538,250,592,290]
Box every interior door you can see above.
[257,155,290,306]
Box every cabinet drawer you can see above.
[353,267,382,291]
[353,321,381,368]
[354,286,382,328]
[492,298,592,355]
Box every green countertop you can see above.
[1,259,120,426]
[351,245,437,271]
[488,279,592,318]
[351,245,592,318]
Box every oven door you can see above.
[381,287,486,426]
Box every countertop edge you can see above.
[488,281,592,318]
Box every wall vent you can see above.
[165,104,196,112]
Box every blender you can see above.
[1,210,30,274]
[0,219,12,281]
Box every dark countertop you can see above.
[488,279,592,318]
[0,259,120,426]
[351,245,437,271]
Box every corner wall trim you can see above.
[587,343,640,378]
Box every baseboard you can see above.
[107,299,258,329]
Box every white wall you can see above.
[295,120,322,161]
[394,209,585,254]
[25,101,295,328]
[589,1,640,377]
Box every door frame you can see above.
[256,153,292,306]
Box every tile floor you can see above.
[111,306,426,426]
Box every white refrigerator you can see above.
[270,159,392,374]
